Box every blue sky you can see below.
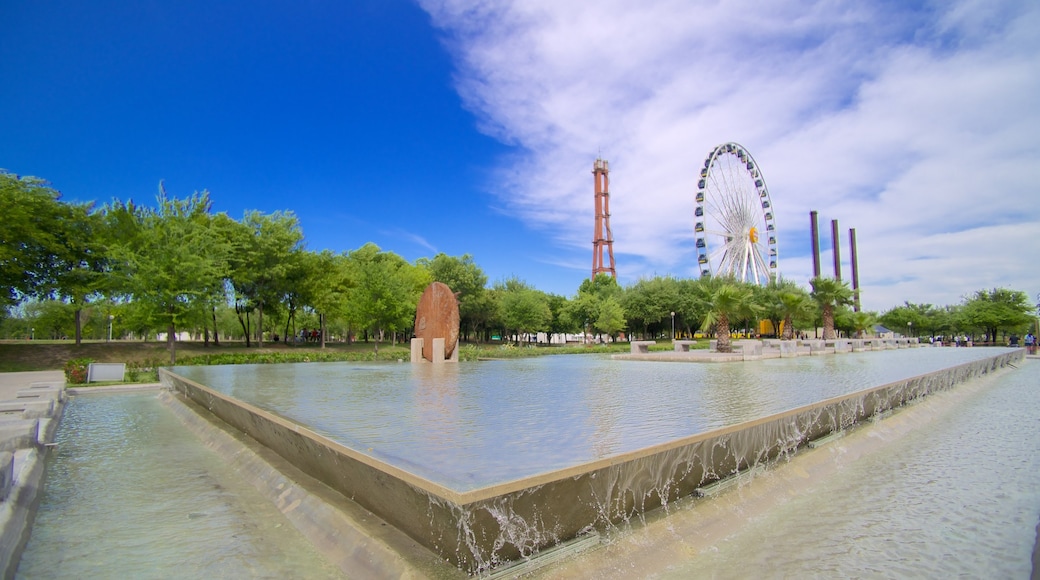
[3,1,1039,311]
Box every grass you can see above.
[0,338,666,375]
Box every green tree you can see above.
[695,276,759,353]
[0,172,72,307]
[24,299,74,340]
[621,276,680,339]
[497,278,551,345]
[545,293,576,342]
[226,210,303,348]
[595,296,627,340]
[849,310,877,338]
[778,287,814,340]
[345,243,430,352]
[45,200,111,345]
[757,277,811,339]
[107,186,229,363]
[958,288,1033,342]
[565,274,622,342]
[297,250,351,348]
[810,276,854,340]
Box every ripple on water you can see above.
[173,347,1017,490]
[16,392,345,579]
[664,360,1040,578]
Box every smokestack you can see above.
[831,219,841,281]
[850,228,861,312]
[810,211,821,278]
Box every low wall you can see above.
[160,349,1022,574]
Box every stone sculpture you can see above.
[412,281,460,363]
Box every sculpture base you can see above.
[410,337,458,363]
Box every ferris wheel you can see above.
[694,142,778,285]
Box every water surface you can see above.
[17,392,345,579]
[173,347,1010,490]
[668,359,1040,578]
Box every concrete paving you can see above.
[0,370,65,580]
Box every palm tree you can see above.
[778,289,814,339]
[696,276,759,353]
[850,310,877,338]
[810,276,854,340]
[758,276,815,340]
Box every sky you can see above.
[2,0,1038,313]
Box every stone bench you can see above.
[631,341,656,354]
[825,339,852,353]
[778,340,801,357]
[673,340,697,352]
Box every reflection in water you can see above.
[17,392,344,579]
[173,348,1012,491]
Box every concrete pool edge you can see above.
[160,349,1024,573]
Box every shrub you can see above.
[64,358,94,384]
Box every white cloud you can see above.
[420,0,1040,311]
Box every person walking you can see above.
[1025,332,1036,354]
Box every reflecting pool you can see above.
[172,347,1011,491]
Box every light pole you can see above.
[907,321,912,338]
[108,314,114,342]
[31,327,35,341]
[671,311,675,341]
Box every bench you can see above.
[673,340,698,352]
[631,341,656,354]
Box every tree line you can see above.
[2,171,1036,361]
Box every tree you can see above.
[497,278,551,345]
[758,277,811,340]
[296,250,351,348]
[810,277,854,340]
[42,200,111,345]
[695,276,759,353]
[226,210,303,348]
[595,296,626,340]
[565,274,623,342]
[621,276,680,339]
[850,310,878,338]
[778,287,814,339]
[0,172,73,308]
[24,299,74,340]
[958,288,1033,342]
[545,293,576,342]
[107,186,229,363]
[345,244,430,352]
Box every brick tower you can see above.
[592,158,616,279]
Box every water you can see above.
[671,359,1040,578]
[172,348,1010,491]
[16,392,345,579]
[540,359,1040,578]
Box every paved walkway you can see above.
[0,371,65,400]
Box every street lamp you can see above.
[31,327,34,341]
[907,321,912,337]
[671,311,676,341]
[108,314,114,342]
